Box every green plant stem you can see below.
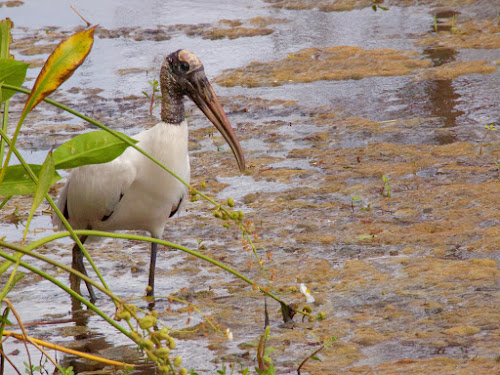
[0,106,28,186]
[0,240,118,303]
[24,230,287,307]
[0,100,9,164]
[239,223,271,283]
[0,305,10,339]
[297,343,327,375]
[0,127,110,293]
[0,260,20,301]
[0,248,133,340]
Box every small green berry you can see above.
[115,311,131,321]
[156,347,170,358]
[317,311,327,320]
[140,339,154,350]
[173,355,182,367]
[159,327,170,339]
[302,305,312,314]
[223,222,230,229]
[238,211,244,221]
[201,181,206,189]
[139,315,157,329]
[125,304,137,314]
[130,332,142,342]
[158,365,169,374]
[179,368,188,375]
[151,334,161,346]
[227,198,235,207]
[190,195,198,202]
[168,336,176,349]
[230,212,239,220]
[214,211,223,219]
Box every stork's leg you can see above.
[71,235,96,303]
[147,241,157,297]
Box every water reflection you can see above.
[423,46,456,67]
[391,45,463,144]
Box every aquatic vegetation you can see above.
[215,46,431,87]
[142,78,162,116]
[381,174,391,198]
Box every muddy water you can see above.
[1,0,500,374]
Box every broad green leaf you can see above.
[21,26,96,118]
[23,151,55,241]
[53,130,137,169]
[0,59,29,101]
[0,164,61,196]
[0,18,13,60]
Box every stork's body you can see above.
[58,121,190,237]
[54,50,245,300]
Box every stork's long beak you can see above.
[187,72,245,172]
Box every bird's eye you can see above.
[179,61,190,72]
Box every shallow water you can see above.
[1,0,500,374]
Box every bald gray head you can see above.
[160,49,207,123]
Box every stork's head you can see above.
[161,49,245,172]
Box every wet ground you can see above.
[1,0,500,374]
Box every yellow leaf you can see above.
[21,26,96,117]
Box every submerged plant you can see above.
[479,123,497,155]
[381,174,391,198]
[142,78,162,116]
[370,0,388,12]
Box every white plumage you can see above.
[54,121,190,238]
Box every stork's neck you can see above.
[160,86,184,124]
[160,69,185,124]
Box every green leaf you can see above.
[53,130,137,169]
[0,18,13,60]
[0,59,29,102]
[0,164,61,196]
[0,195,11,210]
[23,151,55,240]
[357,234,377,240]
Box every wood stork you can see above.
[53,49,245,301]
